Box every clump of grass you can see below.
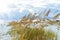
[7,24,58,40]
[7,9,59,40]
[20,27,57,40]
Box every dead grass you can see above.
[7,9,59,40]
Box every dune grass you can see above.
[7,9,59,40]
[7,23,58,40]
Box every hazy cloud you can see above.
[0,0,60,20]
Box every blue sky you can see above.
[0,0,60,20]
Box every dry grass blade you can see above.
[44,9,50,16]
[53,13,60,19]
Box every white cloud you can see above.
[0,0,60,13]
[19,7,26,12]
